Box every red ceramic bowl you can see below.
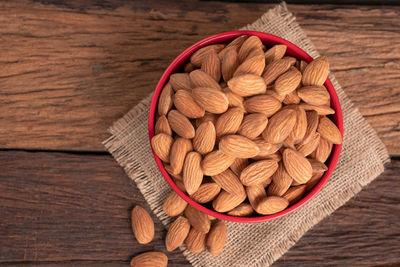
[148,31,343,223]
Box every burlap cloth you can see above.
[104,3,390,266]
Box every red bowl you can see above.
[148,31,343,223]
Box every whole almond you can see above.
[267,182,290,197]
[158,82,173,115]
[201,49,221,82]
[190,44,225,66]
[222,87,245,110]
[282,148,312,184]
[264,44,287,64]
[207,220,227,256]
[265,89,286,102]
[174,90,205,118]
[130,252,167,267]
[185,228,206,253]
[240,160,278,186]
[155,115,172,136]
[195,112,218,127]
[215,107,244,137]
[306,172,324,191]
[165,216,191,251]
[222,49,239,82]
[252,137,282,159]
[168,110,195,139]
[234,53,265,76]
[282,185,306,204]
[246,184,267,211]
[227,203,254,217]
[170,73,192,91]
[269,162,293,196]
[308,158,328,174]
[299,103,335,115]
[192,87,229,114]
[244,95,282,117]
[151,133,173,163]
[286,106,307,144]
[184,205,210,233]
[274,67,302,96]
[230,158,248,176]
[317,116,342,144]
[238,113,268,140]
[312,136,333,163]
[190,183,221,203]
[263,58,292,85]
[211,169,245,196]
[302,111,319,144]
[296,132,320,156]
[219,135,260,158]
[162,191,188,216]
[201,150,235,176]
[256,196,289,215]
[298,85,330,105]
[238,36,263,63]
[183,152,203,195]
[227,74,267,97]
[131,205,154,244]
[212,189,246,212]
[190,69,221,91]
[170,137,193,175]
[193,121,216,155]
[283,89,301,105]
[302,56,329,86]
[262,108,297,144]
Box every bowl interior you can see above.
[149,30,343,223]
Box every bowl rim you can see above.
[148,30,344,223]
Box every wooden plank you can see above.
[0,1,399,154]
[0,151,399,266]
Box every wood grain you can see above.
[0,151,398,266]
[0,0,399,154]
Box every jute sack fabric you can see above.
[104,3,390,266]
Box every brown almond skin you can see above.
[173,90,205,119]
[296,132,321,156]
[234,53,265,76]
[230,158,248,176]
[287,106,307,144]
[302,56,329,86]
[185,228,207,253]
[190,183,221,203]
[222,87,245,110]
[274,66,302,96]
[151,133,173,163]
[300,103,335,115]
[215,107,244,137]
[201,150,236,176]
[240,160,278,186]
[222,48,239,82]
[162,191,188,217]
[193,121,216,155]
[170,138,193,175]
[212,189,246,212]
[207,220,227,256]
[317,116,343,144]
[264,44,287,64]
[238,35,263,63]
[155,115,172,136]
[184,205,211,233]
[298,85,330,105]
[243,95,282,117]
[283,89,301,105]
[170,73,192,91]
[167,110,195,139]
[262,109,297,144]
[246,184,267,211]
[303,111,319,144]
[192,87,229,114]
[131,205,154,244]
[183,152,203,195]
[184,62,196,73]
[189,69,221,90]
[195,112,218,127]
[263,58,292,85]
[165,216,191,251]
[256,196,289,215]
[238,113,268,140]
[308,158,328,174]
[190,44,225,66]
[219,135,260,158]
[306,172,324,192]
[130,251,167,267]
[227,203,254,217]
[312,136,333,163]
[282,148,313,184]
[252,138,282,158]
[158,82,174,115]
[212,169,245,196]
[227,74,267,97]
[201,49,221,82]
[282,185,307,204]
[269,162,293,196]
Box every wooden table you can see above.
[1,1,399,266]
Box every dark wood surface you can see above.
[0,0,399,266]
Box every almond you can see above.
[185,228,206,253]
[258,151,282,162]
[158,82,174,115]
[308,158,328,174]
[165,216,191,251]
[230,158,248,176]
[201,150,235,176]
[312,136,333,163]
[184,205,211,233]
[221,48,239,82]
[262,108,297,144]
[256,196,289,215]
[269,162,293,196]
[201,49,221,82]
[190,44,225,66]
[282,148,312,184]
[299,60,308,73]
[193,121,216,155]
[162,191,188,216]
[184,62,196,73]
[302,56,329,86]
[282,89,301,105]
[306,172,324,191]
[264,44,287,64]
[151,133,173,163]
[265,89,286,102]
[238,36,263,63]
[215,107,244,137]
[218,35,248,59]
[165,164,183,181]
[238,113,268,140]
[227,203,254,217]
[211,169,245,196]
[183,152,203,195]
[206,220,227,256]
[263,58,292,85]
[302,111,319,144]
[170,137,193,175]
[219,135,260,158]
[212,189,246,212]
[252,137,282,159]
[234,53,265,76]
[170,73,192,91]
[296,132,320,156]
[173,90,205,119]
[168,110,195,139]
[286,106,307,144]
[282,185,306,204]
[283,56,297,66]
[192,87,229,114]
[155,115,172,136]
[298,85,330,105]
[174,177,187,193]
[245,47,265,61]
[130,251,167,267]
[317,116,342,144]
[299,103,335,115]
[240,160,278,186]
[195,112,218,127]
[243,95,282,117]
[190,183,221,203]
[131,205,154,244]
[246,184,267,211]
[222,87,245,110]
[274,67,302,95]
[189,69,221,91]
[227,74,267,97]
